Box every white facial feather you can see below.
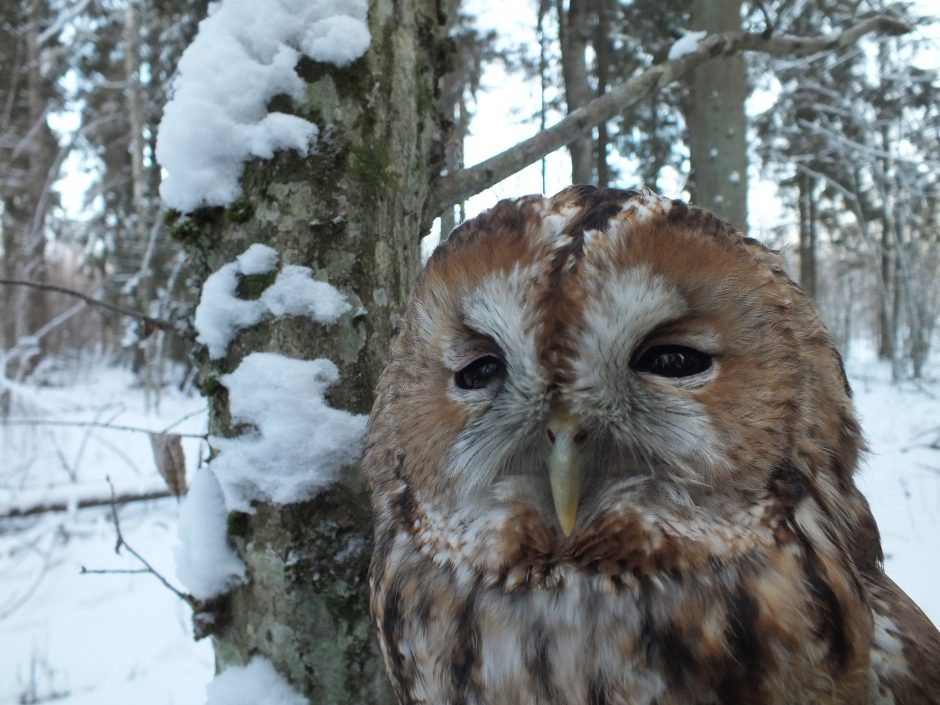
[570,267,728,493]
[445,266,548,499]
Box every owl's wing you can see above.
[867,571,940,704]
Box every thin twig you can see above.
[160,408,207,434]
[80,477,196,607]
[0,418,207,439]
[753,1,775,39]
[0,278,177,335]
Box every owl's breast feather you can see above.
[370,494,875,705]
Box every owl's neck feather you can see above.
[387,473,803,592]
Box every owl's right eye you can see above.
[631,344,712,378]
[454,355,505,390]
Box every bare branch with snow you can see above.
[430,15,910,216]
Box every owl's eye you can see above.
[454,355,505,390]
[631,345,712,378]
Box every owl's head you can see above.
[366,186,863,547]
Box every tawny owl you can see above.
[364,186,940,705]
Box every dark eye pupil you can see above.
[455,356,505,390]
[632,345,712,378]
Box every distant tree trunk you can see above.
[593,0,613,187]
[559,0,594,183]
[538,0,550,192]
[175,1,451,702]
[878,224,895,360]
[685,0,748,231]
[0,0,58,376]
[798,171,817,300]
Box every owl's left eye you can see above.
[631,345,712,378]
[454,355,505,390]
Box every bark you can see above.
[685,0,748,231]
[559,0,594,183]
[172,1,451,702]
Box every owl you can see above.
[364,186,940,705]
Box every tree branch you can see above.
[0,278,177,335]
[1,488,174,521]
[0,418,207,438]
[430,15,910,216]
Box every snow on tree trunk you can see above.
[685,0,748,232]
[161,0,450,701]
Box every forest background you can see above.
[1,0,939,703]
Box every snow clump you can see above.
[211,352,368,512]
[206,657,307,705]
[667,29,707,60]
[194,244,351,359]
[176,468,246,600]
[156,0,371,212]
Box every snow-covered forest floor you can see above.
[1,345,938,705]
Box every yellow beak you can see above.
[546,413,584,537]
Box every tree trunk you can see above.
[798,171,817,300]
[559,0,594,183]
[173,2,451,702]
[685,0,748,232]
[0,0,58,387]
[593,0,613,187]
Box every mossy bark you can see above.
[172,1,452,702]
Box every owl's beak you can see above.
[546,412,585,537]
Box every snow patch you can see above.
[668,30,707,61]
[206,657,306,705]
[301,10,371,66]
[236,243,279,275]
[176,468,246,600]
[211,352,367,512]
[194,245,351,359]
[260,265,350,320]
[194,262,267,358]
[156,0,371,212]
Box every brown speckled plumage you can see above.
[364,186,940,705]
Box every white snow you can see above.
[260,265,350,321]
[211,352,367,511]
[300,10,371,66]
[667,30,708,61]
[194,245,351,359]
[236,243,279,275]
[156,0,371,212]
[176,468,246,600]
[1,360,213,705]
[205,657,306,705]
[194,261,267,358]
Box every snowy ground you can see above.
[0,348,938,705]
